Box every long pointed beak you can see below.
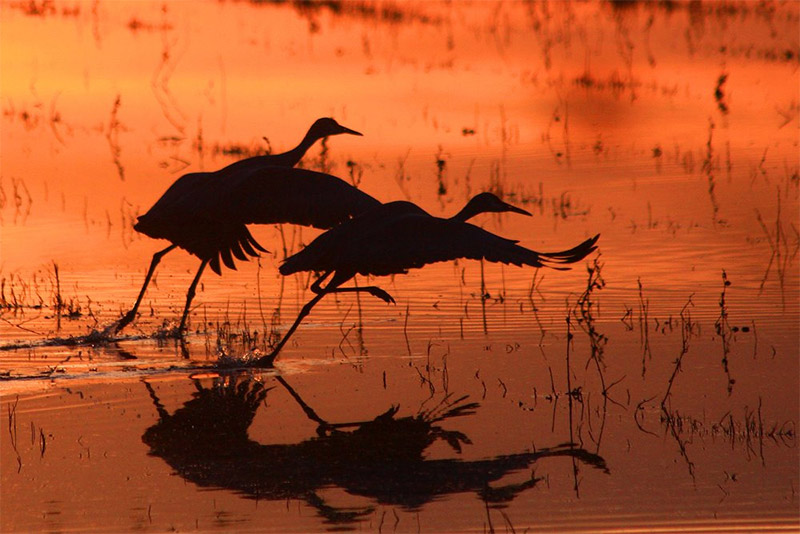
[339,125,363,136]
[504,202,532,216]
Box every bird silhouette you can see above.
[142,374,608,527]
[114,117,371,334]
[253,193,599,366]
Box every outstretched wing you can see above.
[186,166,381,230]
[281,206,598,278]
[348,216,567,276]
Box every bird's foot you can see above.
[252,351,277,368]
[171,324,188,339]
[366,287,395,304]
[112,310,137,333]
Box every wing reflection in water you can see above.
[142,374,609,528]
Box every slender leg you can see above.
[273,375,396,435]
[254,284,394,367]
[178,259,208,333]
[114,244,177,332]
[312,270,394,303]
[328,286,394,304]
[255,292,326,367]
[273,375,331,432]
[309,271,332,294]
[142,380,169,420]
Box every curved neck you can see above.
[450,201,481,222]
[279,129,321,167]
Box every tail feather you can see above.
[203,227,268,276]
[210,255,222,275]
[231,241,248,261]
[245,227,269,253]
[240,238,259,258]
[220,247,237,270]
[538,234,599,267]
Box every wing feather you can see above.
[185,167,381,229]
[134,167,375,273]
[349,216,546,275]
[281,207,597,279]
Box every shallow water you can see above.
[1,1,799,532]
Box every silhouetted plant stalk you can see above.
[637,277,651,377]
[656,278,731,479]
[106,94,125,181]
[208,297,279,363]
[403,303,412,356]
[6,176,33,225]
[715,270,735,395]
[393,149,412,200]
[565,315,576,400]
[661,294,696,410]
[484,162,502,204]
[620,304,634,330]
[582,390,609,453]
[435,145,448,198]
[338,309,367,360]
[564,304,609,473]
[353,276,366,355]
[526,269,547,344]
[150,29,187,137]
[0,274,24,311]
[756,187,799,311]
[702,118,721,225]
[256,258,284,351]
[346,159,363,187]
[276,223,290,260]
[658,403,794,468]
[663,408,697,480]
[51,261,63,331]
[479,258,488,335]
[571,256,618,397]
[714,72,729,115]
[336,304,357,357]
[565,314,580,497]
[7,396,22,473]
[192,116,204,168]
[312,136,330,174]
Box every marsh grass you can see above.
[661,294,696,410]
[6,395,22,472]
[0,176,32,227]
[346,159,363,188]
[207,140,265,159]
[434,146,448,198]
[526,269,547,344]
[571,256,621,399]
[106,95,125,181]
[702,118,723,226]
[715,270,736,395]
[393,150,413,200]
[0,262,79,318]
[756,187,800,309]
[659,403,794,459]
[637,278,651,377]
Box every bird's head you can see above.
[453,192,531,222]
[307,117,363,141]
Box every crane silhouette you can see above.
[142,374,608,527]
[113,117,372,333]
[252,193,599,366]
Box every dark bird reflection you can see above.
[142,374,609,530]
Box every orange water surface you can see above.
[1,1,799,532]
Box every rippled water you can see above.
[2,1,799,532]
